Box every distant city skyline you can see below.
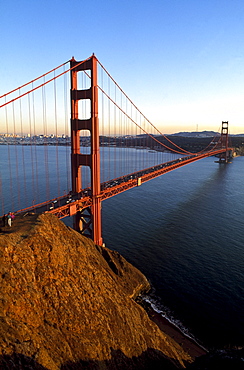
[1,1,244,135]
[1,130,243,139]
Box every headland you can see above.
[0,212,206,369]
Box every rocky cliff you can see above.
[0,213,193,369]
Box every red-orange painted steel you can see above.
[219,121,229,163]
[16,148,232,224]
[90,56,102,246]
[14,62,232,248]
[70,55,102,245]
[70,58,81,193]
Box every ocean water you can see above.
[102,155,244,349]
[1,145,243,349]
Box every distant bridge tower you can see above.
[218,121,230,163]
[70,55,102,245]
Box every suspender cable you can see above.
[31,83,39,204]
[97,59,217,156]
[63,65,70,194]
[0,60,70,100]
[0,176,4,215]
[125,99,129,175]
[119,88,122,177]
[12,101,21,210]
[108,75,111,181]
[28,93,36,209]
[42,79,50,201]
[54,71,60,197]
[114,82,116,178]
[100,66,105,184]
[19,88,27,209]
[98,85,190,155]
[0,56,92,110]
[5,97,13,212]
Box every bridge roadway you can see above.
[16,148,231,219]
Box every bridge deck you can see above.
[15,148,232,219]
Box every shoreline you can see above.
[139,298,208,359]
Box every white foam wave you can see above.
[141,293,207,351]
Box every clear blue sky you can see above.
[1,0,244,134]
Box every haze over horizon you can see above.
[1,0,244,135]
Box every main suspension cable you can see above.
[0,60,70,100]
[97,59,221,155]
[0,56,92,109]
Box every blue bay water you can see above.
[102,155,244,348]
[0,145,243,348]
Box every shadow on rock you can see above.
[0,353,48,369]
[61,348,184,370]
[0,348,186,369]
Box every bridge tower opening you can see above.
[70,55,102,245]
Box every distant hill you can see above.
[170,131,244,138]
[170,131,219,138]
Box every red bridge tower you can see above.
[70,55,102,245]
[218,121,231,163]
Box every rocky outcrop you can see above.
[0,213,192,369]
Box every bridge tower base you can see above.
[70,55,102,246]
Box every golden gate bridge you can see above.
[0,54,233,245]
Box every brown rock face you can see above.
[0,213,192,369]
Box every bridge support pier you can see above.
[70,55,103,245]
[74,209,92,239]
